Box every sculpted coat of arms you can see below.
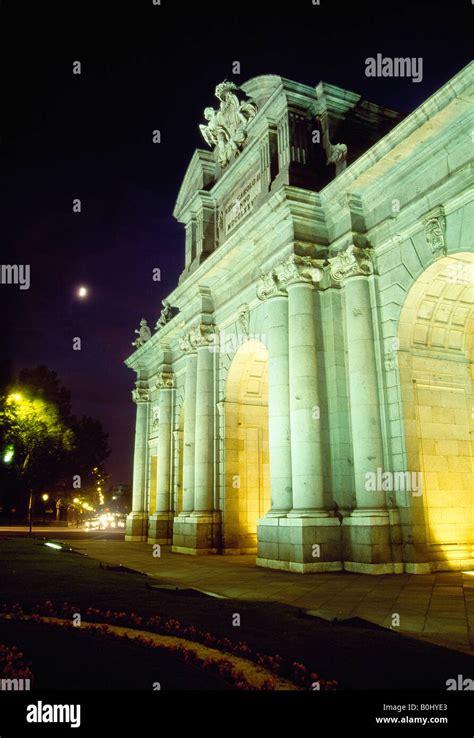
[199,81,257,168]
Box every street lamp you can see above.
[42,494,49,502]
[2,444,14,464]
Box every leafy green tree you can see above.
[0,391,74,527]
[0,366,111,522]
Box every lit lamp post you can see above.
[2,444,14,464]
[41,494,49,525]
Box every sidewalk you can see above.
[72,540,474,654]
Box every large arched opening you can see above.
[224,339,270,553]
[398,253,473,570]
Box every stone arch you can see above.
[223,338,270,553]
[397,253,473,570]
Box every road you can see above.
[0,526,124,541]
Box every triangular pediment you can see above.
[173,149,216,222]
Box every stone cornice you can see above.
[321,62,473,206]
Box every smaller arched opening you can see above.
[224,339,270,553]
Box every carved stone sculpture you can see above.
[152,405,160,430]
[132,319,151,348]
[238,304,250,335]
[156,299,172,331]
[199,81,257,168]
[424,207,446,258]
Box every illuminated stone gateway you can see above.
[125,65,473,574]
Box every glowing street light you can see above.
[42,494,49,502]
[77,286,88,299]
[3,444,14,464]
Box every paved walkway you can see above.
[72,540,474,654]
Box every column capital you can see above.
[180,331,196,354]
[180,323,217,352]
[256,269,286,301]
[132,384,150,403]
[190,323,217,349]
[275,254,322,289]
[257,255,322,300]
[156,371,175,389]
[326,244,373,287]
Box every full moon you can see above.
[77,286,88,298]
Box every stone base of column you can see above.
[256,515,342,573]
[404,562,432,574]
[125,512,148,542]
[147,513,172,544]
[172,513,220,555]
[342,510,403,574]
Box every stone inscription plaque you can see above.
[219,171,262,237]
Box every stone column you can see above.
[193,326,215,514]
[256,256,341,573]
[125,384,150,541]
[271,256,328,516]
[256,280,292,515]
[148,371,174,544]
[329,246,399,573]
[345,276,385,510]
[181,344,197,515]
[172,325,217,555]
[287,279,326,514]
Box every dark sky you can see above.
[1,0,472,485]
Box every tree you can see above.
[0,366,111,523]
[0,391,74,530]
[18,366,72,424]
[68,416,110,490]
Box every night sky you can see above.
[2,0,472,485]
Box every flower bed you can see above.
[1,602,337,690]
[0,643,34,684]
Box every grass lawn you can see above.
[1,537,473,690]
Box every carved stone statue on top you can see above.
[199,81,257,168]
[155,299,172,331]
[132,318,151,348]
